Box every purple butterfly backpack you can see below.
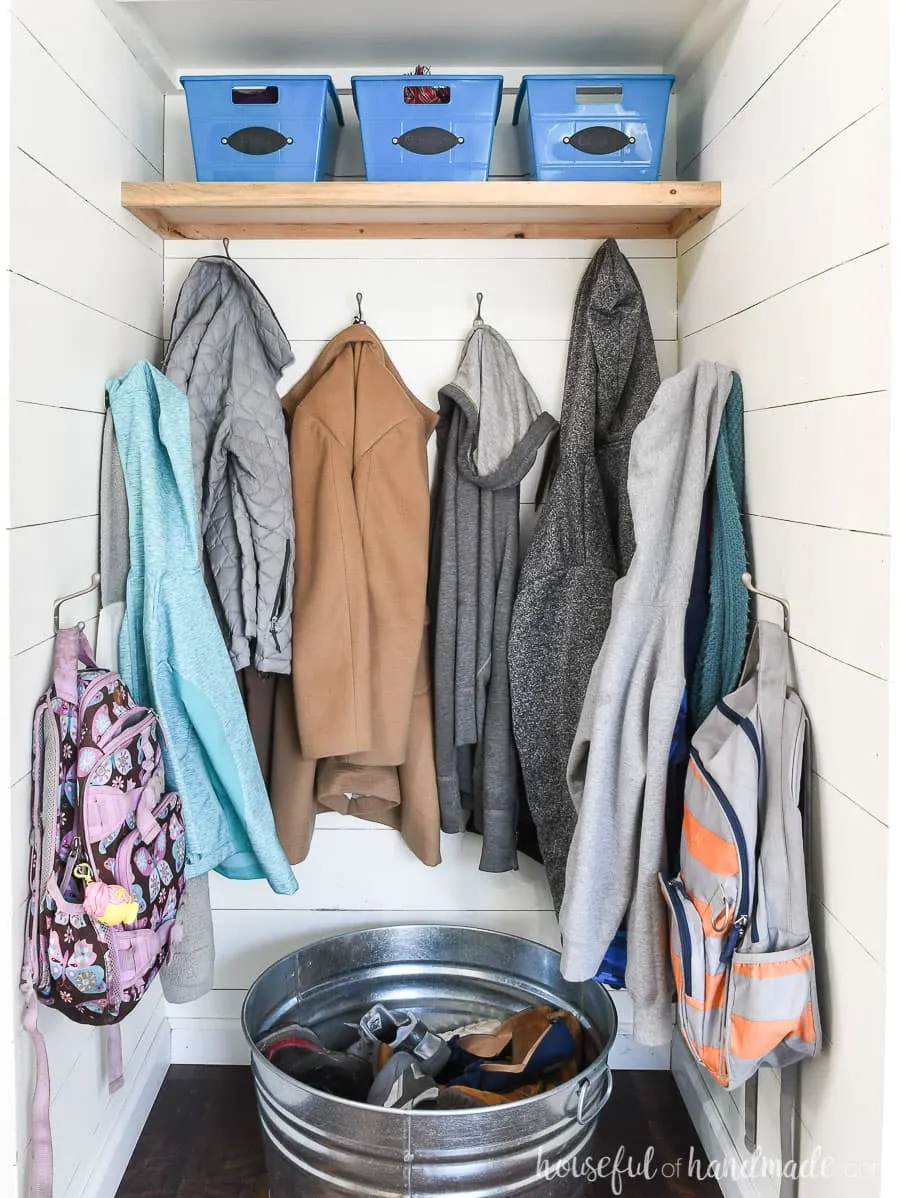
[21,628,186,1197]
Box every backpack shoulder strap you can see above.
[22,991,52,1198]
[22,697,54,1198]
[744,622,806,1197]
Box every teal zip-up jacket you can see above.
[107,361,298,894]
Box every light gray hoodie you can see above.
[560,361,733,1045]
[428,325,557,871]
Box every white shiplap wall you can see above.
[1,6,14,1194]
[162,92,678,1070]
[9,2,166,1195]
[674,0,889,1193]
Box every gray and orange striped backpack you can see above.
[660,618,821,1096]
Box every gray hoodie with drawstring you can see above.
[428,326,557,872]
[560,361,734,1045]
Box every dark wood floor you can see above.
[117,1066,720,1197]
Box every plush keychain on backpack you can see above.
[74,864,139,927]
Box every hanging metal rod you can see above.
[741,571,790,635]
[53,573,101,633]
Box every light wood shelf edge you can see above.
[121,180,721,241]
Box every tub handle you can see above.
[575,1069,612,1125]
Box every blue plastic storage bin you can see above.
[181,75,343,182]
[514,74,674,181]
[351,75,504,181]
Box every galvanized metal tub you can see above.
[242,924,617,1197]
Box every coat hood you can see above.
[558,237,660,458]
[106,360,199,569]
[439,324,558,490]
[165,256,293,378]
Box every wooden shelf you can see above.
[121,180,721,241]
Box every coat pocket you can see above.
[268,539,292,655]
[725,936,820,1090]
[660,875,730,1086]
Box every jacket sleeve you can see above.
[159,575,299,896]
[228,366,295,675]
[560,619,678,1047]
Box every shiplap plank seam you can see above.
[12,16,161,175]
[19,148,163,260]
[680,243,889,339]
[741,389,892,414]
[787,638,887,683]
[812,770,887,829]
[684,102,882,257]
[744,512,889,537]
[11,271,162,341]
[678,0,843,174]
[7,513,96,532]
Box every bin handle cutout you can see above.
[575,85,624,104]
[232,85,280,105]
[404,85,451,104]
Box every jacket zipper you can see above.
[663,878,694,999]
[269,541,291,654]
[690,747,750,961]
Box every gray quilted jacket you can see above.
[165,256,295,675]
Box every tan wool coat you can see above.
[269,324,442,867]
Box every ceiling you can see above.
[105,0,709,84]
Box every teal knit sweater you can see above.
[689,373,749,726]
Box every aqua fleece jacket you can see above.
[107,361,297,894]
[560,361,732,1044]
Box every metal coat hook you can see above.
[222,237,233,260]
[473,291,485,326]
[742,571,791,635]
[353,292,366,324]
[53,573,101,633]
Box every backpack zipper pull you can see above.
[724,914,749,961]
[60,839,85,895]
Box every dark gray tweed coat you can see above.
[507,239,660,910]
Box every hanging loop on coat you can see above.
[353,292,366,324]
[222,237,233,260]
[473,291,484,326]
